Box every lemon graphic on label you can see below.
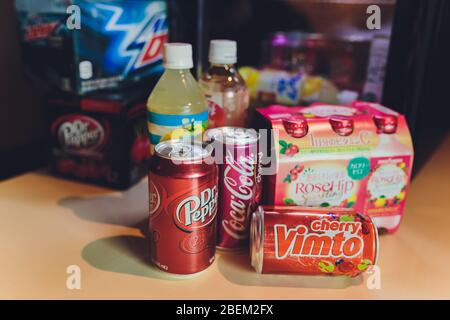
[374,196,387,208]
[346,194,357,207]
[162,128,189,141]
[396,191,406,202]
[161,118,206,142]
[347,194,357,203]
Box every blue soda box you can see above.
[15,0,168,94]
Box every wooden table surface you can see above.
[1,134,450,300]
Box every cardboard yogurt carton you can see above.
[255,101,413,233]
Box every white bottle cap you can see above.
[209,39,237,64]
[163,43,193,69]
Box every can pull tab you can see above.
[170,144,192,158]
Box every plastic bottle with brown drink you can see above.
[199,40,250,128]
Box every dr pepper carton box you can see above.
[255,102,414,233]
[46,87,150,189]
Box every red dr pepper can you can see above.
[148,140,218,275]
[250,206,378,277]
[205,127,262,250]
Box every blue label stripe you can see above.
[148,111,208,126]
[149,133,162,145]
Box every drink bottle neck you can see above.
[210,63,236,70]
[163,68,197,82]
[165,68,192,75]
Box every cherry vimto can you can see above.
[250,206,378,277]
[148,140,218,275]
[205,127,262,250]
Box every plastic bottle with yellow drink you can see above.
[147,43,208,153]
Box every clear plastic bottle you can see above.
[200,40,250,128]
[147,43,208,153]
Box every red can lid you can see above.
[282,115,308,138]
[373,114,398,134]
[155,140,211,161]
[329,116,354,136]
[204,126,259,145]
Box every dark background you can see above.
[0,0,47,179]
[1,0,450,180]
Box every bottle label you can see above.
[204,90,226,128]
[365,157,409,217]
[258,70,305,105]
[203,86,250,128]
[147,111,208,150]
[282,161,360,208]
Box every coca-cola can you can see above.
[205,127,262,250]
[148,140,218,275]
[250,206,378,277]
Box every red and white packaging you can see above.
[149,140,218,275]
[205,127,263,250]
[255,101,414,233]
[250,205,378,277]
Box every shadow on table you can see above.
[57,180,165,280]
[217,251,362,289]
[58,179,148,236]
[58,178,362,287]
[59,180,200,281]
[81,235,196,281]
